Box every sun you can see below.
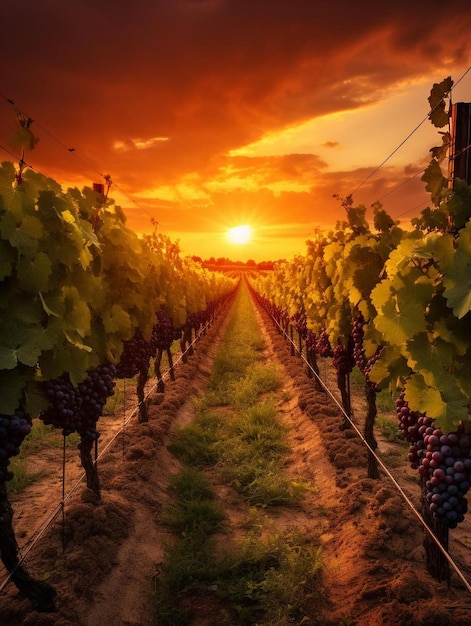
[226,224,252,244]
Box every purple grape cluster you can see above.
[305,330,316,354]
[76,363,117,440]
[316,331,333,358]
[151,312,178,353]
[395,393,471,528]
[186,312,203,332]
[291,313,307,339]
[395,393,433,468]
[0,409,32,481]
[41,374,78,436]
[116,330,152,379]
[352,314,368,372]
[332,343,355,376]
[421,427,471,528]
[352,314,383,382]
[40,364,116,439]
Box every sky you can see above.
[1,0,471,262]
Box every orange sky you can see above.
[1,0,471,262]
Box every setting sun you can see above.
[226,224,253,245]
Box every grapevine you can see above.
[252,77,471,578]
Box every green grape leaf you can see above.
[0,319,61,368]
[373,205,396,233]
[0,346,19,369]
[0,369,29,414]
[33,319,64,352]
[15,336,44,367]
[62,286,91,338]
[18,214,44,239]
[3,183,36,218]
[0,212,38,254]
[372,285,429,345]
[17,251,52,292]
[9,126,39,151]
[421,159,447,206]
[455,360,471,398]
[405,375,445,416]
[432,320,469,357]
[39,345,91,386]
[442,222,471,318]
[405,372,468,429]
[368,344,410,390]
[431,232,455,269]
[102,303,133,337]
[24,379,48,416]
[0,323,29,368]
[0,240,14,280]
[428,77,452,128]
[405,332,454,374]
[370,279,392,312]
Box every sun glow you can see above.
[226,224,253,245]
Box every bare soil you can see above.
[1,292,471,626]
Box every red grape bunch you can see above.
[305,330,316,354]
[316,331,333,358]
[332,343,355,376]
[352,313,383,383]
[396,392,471,528]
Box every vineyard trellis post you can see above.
[448,102,471,186]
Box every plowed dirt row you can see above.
[1,288,471,625]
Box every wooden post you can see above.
[448,102,471,186]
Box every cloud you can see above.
[1,0,470,260]
[113,137,169,152]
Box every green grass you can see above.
[20,419,80,453]
[153,527,323,626]
[218,529,323,626]
[162,467,226,535]
[153,282,322,625]
[7,457,45,495]
[167,411,222,466]
[6,419,80,495]
[376,388,397,413]
[376,415,405,444]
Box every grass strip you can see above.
[153,282,323,625]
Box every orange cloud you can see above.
[0,0,470,261]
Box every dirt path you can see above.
[2,285,471,625]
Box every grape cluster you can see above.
[76,363,117,440]
[316,331,333,358]
[185,312,200,332]
[41,374,78,435]
[151,312,178,353]
[0,409,32,481]
[292,313,307,339]
[40,364,116,439]
[396,393,471,528]
[395,393,433,468]
[116,330,152,379]
[352,313,383,382]
[422,427,471,528]
[332,343,355,376]
[352,314,368,372]
[305,330,316,354]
